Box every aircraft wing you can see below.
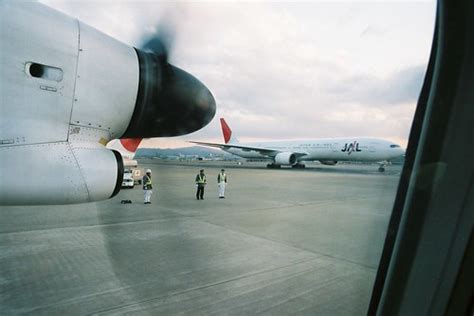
[189,141,308,158]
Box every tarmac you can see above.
[0,161,402,315]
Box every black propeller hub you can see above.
[122,48,216,137]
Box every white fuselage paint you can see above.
[225,138,404,163]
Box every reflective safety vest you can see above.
[218,173,227,183]
[196,174,206,184]
[143,175,152,190]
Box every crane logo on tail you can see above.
[341,141,362,155]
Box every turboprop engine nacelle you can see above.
[0,3,216,205]
[0,143,123,205]
[274,152,297,165]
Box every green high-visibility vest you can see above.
[196,175,206,183]
[143,175,152,189]
[218,173,226,183]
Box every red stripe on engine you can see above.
[120,138,142,152]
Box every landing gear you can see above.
[267,163,281,169]
[378,163,386,172]
[292,163,306,169]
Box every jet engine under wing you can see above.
[189,141,308,158]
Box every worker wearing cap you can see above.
[217,168,227,199]
[195,169,207,200]
[143,169,153,204]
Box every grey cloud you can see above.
[325,64,426,106]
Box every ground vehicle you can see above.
[132,168,143,185]
[121,170,134,189]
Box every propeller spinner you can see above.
[122,32,216,137]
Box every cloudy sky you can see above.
[41,0,436,149]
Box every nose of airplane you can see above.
[392,146,405,157]
[122,50,216,138]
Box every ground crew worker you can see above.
[143,169,153,204]
[217,168,227,198]
[195,169,207,200]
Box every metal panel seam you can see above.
[66,141,91,201]
[66,18,81,142]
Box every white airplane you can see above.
[191,118,405,171]
[0,2,215,205]
[107,138,142,168]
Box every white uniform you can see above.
[217,172,227,198]
[144,189,152,203]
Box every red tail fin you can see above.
[120,138,142,153]
[220,118,232,144]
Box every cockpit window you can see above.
[390,144,401,148]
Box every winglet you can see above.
[220,118,232,144]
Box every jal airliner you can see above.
[191,118,405,171]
